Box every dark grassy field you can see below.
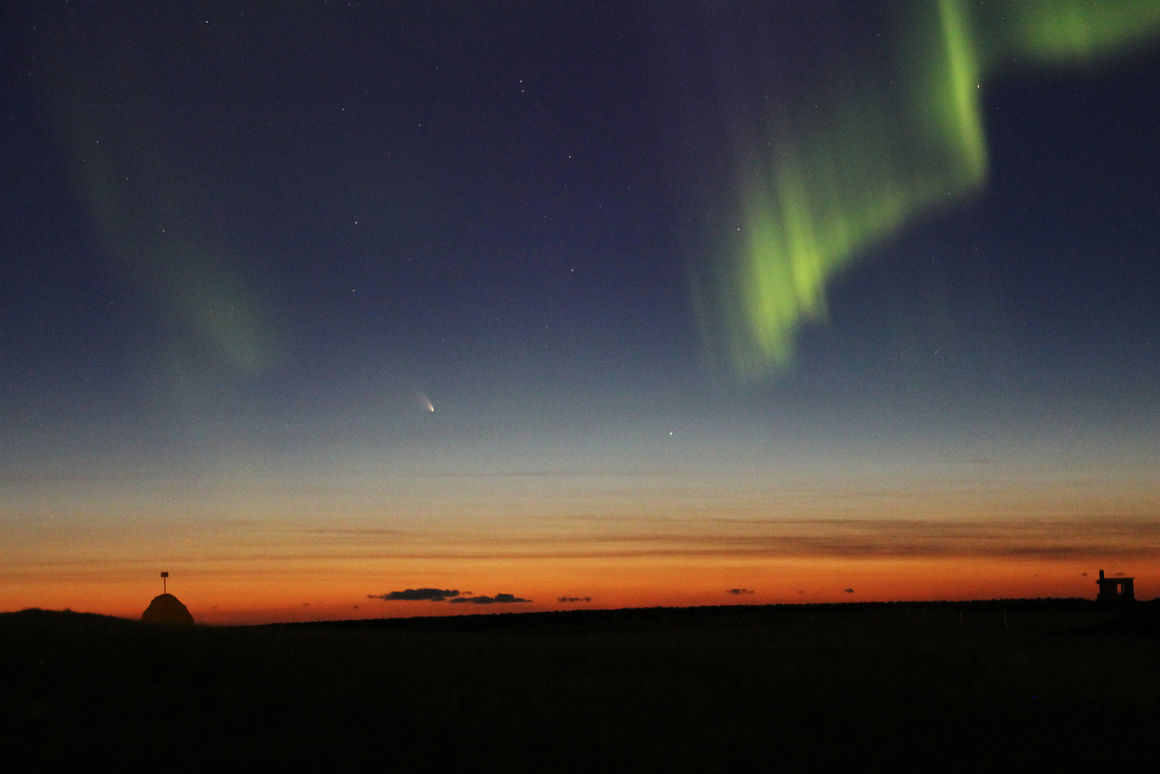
[3,600,1158,771]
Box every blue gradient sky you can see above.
[2,2,1158,622]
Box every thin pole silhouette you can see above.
[161,571,168,595]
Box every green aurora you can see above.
[706,0,1160,378]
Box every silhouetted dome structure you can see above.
[141,593,194,625]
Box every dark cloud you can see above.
[368,588,532,604]
[727,588,755,595]
[449,593,531,605]
[369,588,460,602]
[558,596,592,603]
[844,588,855,593]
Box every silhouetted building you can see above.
[1095,569,1134,604]
[142,593,195,625]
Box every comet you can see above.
[420,394,435,413]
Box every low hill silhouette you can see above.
[3,601,1157,771]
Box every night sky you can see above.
[3,1,1159,623]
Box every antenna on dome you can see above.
[161,571,169,595]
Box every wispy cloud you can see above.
[727,588,755,596]
[558,596,592,603]
[215,516,1160,572]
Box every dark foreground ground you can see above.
[3,600,1158,771]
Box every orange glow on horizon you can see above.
[3,555,1155,626]
[5,463,1157,625]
